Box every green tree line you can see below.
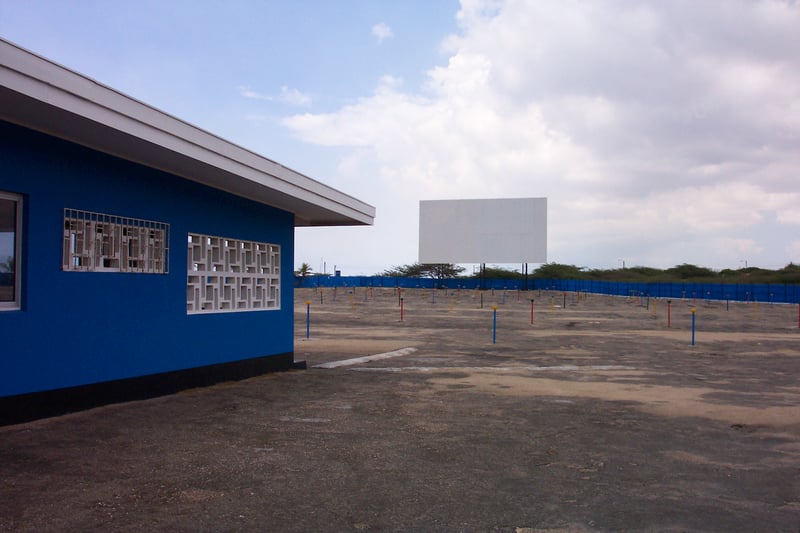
[375,262,800,284]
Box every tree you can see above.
[380,263,424,277]
[294,262,313,278]
[665,263,715,280]
[380,262,464,279]
[533,263,586,279]
[423,263,465,280]
[776,263,800,284]
[462,265,523,279]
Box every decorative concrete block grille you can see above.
[63,209,169,273]
[187,233,280,313]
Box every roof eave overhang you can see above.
[0,39,375,227]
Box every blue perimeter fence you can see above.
[295,276,800,304]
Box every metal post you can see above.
[305,301,311,339]
[492,306,497,344]
[667,300,672,328]
[691,307,696,346]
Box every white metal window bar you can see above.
[63,209,169,273]
[187,233,280,313]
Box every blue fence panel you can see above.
[536,279,800,304]
[295,276,799,303]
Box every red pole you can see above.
[530,299,535,325]
[400,297,404,322]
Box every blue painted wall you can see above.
[0,121,294,397]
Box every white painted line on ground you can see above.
[314,347,419,369]
[279,416,330,423]
[348,364,634,373]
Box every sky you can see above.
[2,0,799,275]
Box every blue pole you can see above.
[306,301,311,339]
[691,308,696,346]
[492,306,497,344]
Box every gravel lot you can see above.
[2,287,799,532]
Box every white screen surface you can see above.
[418,198,547,264]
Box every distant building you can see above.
[0,39,374,424]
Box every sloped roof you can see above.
[0,38,374,227]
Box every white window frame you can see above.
[0,191,22,311]
[187,233,280,314]
[62,209,169,274]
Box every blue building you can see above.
[0,39,374,424]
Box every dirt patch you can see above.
[429,371,800,425]
[296,336,417,363]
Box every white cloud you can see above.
[277,86,312,107]
[777,208,800,225]
[371,22,394,43]
[786,241,800,262]
[290,0,800,272]
[239,85,312,107]
[239,86,270,100]
[716,238,763,258]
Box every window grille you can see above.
[187,233,280,313]
[63,209,169,273]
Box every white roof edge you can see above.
[0,38,375,226]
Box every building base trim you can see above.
[0,352,295,426]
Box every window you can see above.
[187,233,280,313]
[63,209,169,273]
[0,191,22,310]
